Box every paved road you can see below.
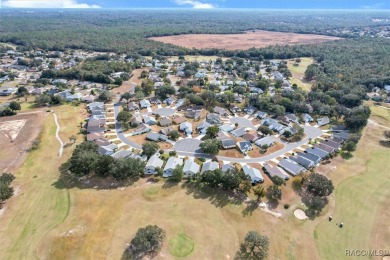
[52,112,64,156]
[176,125,323,163]
[113,102,142,150]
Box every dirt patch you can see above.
[0,111,46,172]
[219,148,245,158]
[150,30,341,50]
[248,142,285,158]
[158,142,173,150]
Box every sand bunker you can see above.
[294,209,308,220]
[0,119,26,140]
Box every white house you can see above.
[183,158,200,176]
[163,157,184,177]
[145,154,164,175]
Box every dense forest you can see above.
[0,10,389,53]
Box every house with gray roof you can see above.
[303,113,314,123]
[255,111,268,119]
[196,121,211,135]
[237,141,252,154]
[242,165,264,184]
[323,139,341,150]
[201,161,219,173]
[180,121,193,135]
[163,157,184,177]
[255,136,275,148]
[263,118,285,132]
[298,152,321,164]
[132,123,151,135]
[289,155,315,169]
[111,149,132,159]
[145,154,164,175]
[306,147,329,159]
[159,117,172,127]
[143,115,157,125]
[278,159,305,176]
[131,115,143,127]
[98,144,118,156]
[140,99,151,108]
[221,163,235,173]
[183,158,200,176]
[219,124,235,133]
[127,101,139,111]
[231,127,247,137]
[206,113,222,125]
[221,139,236,149]
[263,164,290,180]
[317,116,330,126]
[315,143,335,153]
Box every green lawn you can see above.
[315,106,390,260]
[287,57,314,91]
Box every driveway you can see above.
[113,102,142,149]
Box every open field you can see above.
[150,30,341,50]
[0,111,46,172]
[0,105,85,259]
[315,105,390,260]
[287,57,314,91]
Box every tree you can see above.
[141,80,154,96]
[271,176,285,186]
[258,126,273,136]
[16,86,29,98]
[109,158,145,180]
[238,231,269,260]
[170,165,183,182]
[121,92,132,103]
[35,94,51,106]
[168,130,179,141]
[69,135,77,144]
[94,155,115,177]
[200,139,221,155]
[117,110,132,130]
[266,185,282,203]
[98,90,113,102]
[343,140,357,153]
[125,225,166,259]
[156,85,175,100]
[9,101,21,111]
[142,142,159,158]
[303,173,334,197]
[206,125,219,138]
[253,186,265,201]
[68,141,99,176]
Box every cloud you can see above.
[2,0,101,8]
[174,0,216,9]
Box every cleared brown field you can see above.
[149,30,341,50]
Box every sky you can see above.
[1,0,389,9]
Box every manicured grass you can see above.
[315,106,390,260]
[0,105,83,260]
[169,233,195,257]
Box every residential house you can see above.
[221,139,236,149]
[98,144,118,156]
[163,157,184,177]
[298,152,321,164]
[145,155,164,175]
[306,147,329,159]
[196,121,211,135]
[330,125,347,132]
[160,126,174,136]
[201,161,219,173]
[185,110,201,120]
[159,117,172,127]
[131,115,143,127]
[180,121,193,135]
[206,113,222,125]
[243,106,256,115]
[111,149,132,159]
[219,124,235,133]
[303,113,314,123]
[86,132,105,141]
[285,113,299,123]
[183,158,200,176]
[315,143,335,154]
[87,115,106,133]
[163,97,176,105]
[255,136,275,148]
[289,155,315,169]
[150,97,162,105]
[262,118,285,132]
[242,165,264,184]
[132,123,151,135]
[140,99,151,108]
[221,163,235,173]
[263,164,290,180]
[231,127,247,138]
[146,132,166,142]
[127,101,139,111]
[243,131,261,143]
[214,106,228,116]
[143,115,157,125]
[229,104,241,113]
[278,159,305,176]
[255,111,268,119]
[323,139,341,150]
[237,141,252,154]
[317,116,330,126]
[172,115,186,125]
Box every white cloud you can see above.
[2,0,101,8]
[174,0,216,9]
